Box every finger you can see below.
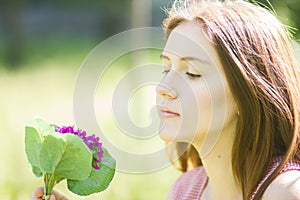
[33,187,44,197]
[51,191,68,200]
[49,194,56,200]
[30,192,42,200]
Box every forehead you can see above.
[163,21,219,63]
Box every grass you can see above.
[0,39,181,199]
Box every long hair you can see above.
[163,1,300,199]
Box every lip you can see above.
[158,106,180,118]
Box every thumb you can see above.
[49,194,56,200]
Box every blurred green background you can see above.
[0,0,299,199]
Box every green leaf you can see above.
[32,166,43,177]
[67,148,116,195]
[25,117,56,177]
[25,126,43,177]
[39,133,92,180]
[27,117,55,137]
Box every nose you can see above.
[156,83,177,100]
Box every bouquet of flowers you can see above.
[25,117,116,200]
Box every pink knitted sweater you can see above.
[168,158,300,200]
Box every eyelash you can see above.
[186,72,202,79]
[162,69,202,79]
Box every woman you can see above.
[157,0,300,199]
[32,0,300,199]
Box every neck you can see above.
[196,118,241,199]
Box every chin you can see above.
[159,130,191,144]
[159,131,174,143]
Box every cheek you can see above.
[156,91,162,105]
[179,80,212,141]
[196,84,213,128]
[209,80,237,127]
[191,75,236,136]
[204,74,236,120]
[197,75,238,156]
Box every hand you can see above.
[30,187,68,200]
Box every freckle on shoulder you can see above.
[263,170,300,200]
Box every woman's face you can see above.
[156,21,238,155]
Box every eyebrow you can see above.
[160,54,210,65]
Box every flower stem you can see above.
[43,174,63,200]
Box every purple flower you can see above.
[55,126,103,170]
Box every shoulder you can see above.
[263,170,300,200]
[167,166,207,200]
[174,166,206,188]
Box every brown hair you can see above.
[163,0,300,199]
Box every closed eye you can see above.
[186,72,201,79]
